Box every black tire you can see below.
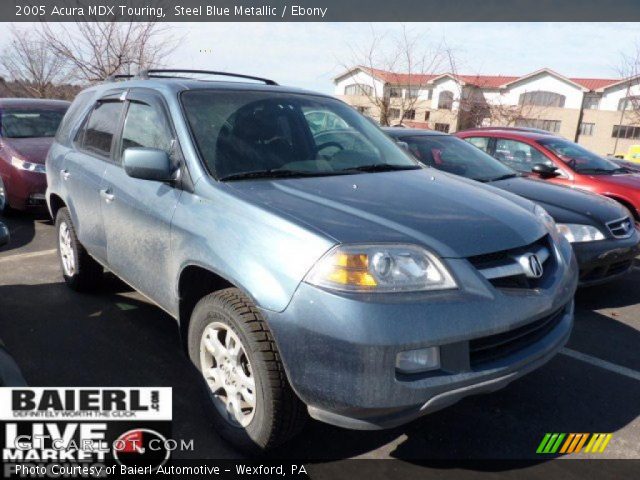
[187,288,306,452]
[0,176,13,217]
[55,207,103,292]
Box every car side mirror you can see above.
[532,163,560,178]
[0,222,9,247]
[122,148,175,182]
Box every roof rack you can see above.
[134,69,278,85]
[104,74,135,83]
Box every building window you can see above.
[427,89,433,100]
[389,87,403,98]
[583,94,600,110]
[388,108,401,119]
[434,123,450,133]
[514,117,561,133]
[344,84,373,96]
[406,88,421,99]
[356,106,371,115]
[438,91,454,110]
[403,109,416,120]
[612,125,640,139]
[579,122,595,136]
[519,91,566,108]
[424,111,431,121]
[617,96,640,111]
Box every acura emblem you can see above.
[526,254,544,279]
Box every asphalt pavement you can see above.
[0,212,638,474]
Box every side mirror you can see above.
[122,148,175,182]
[0,222,9,247]
[396,141,410,151]
[532,163,560,178]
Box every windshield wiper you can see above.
[575,168,617,175]
[471,173,519,183]
[488,173,520,182]
[220,169,346,181]
[340,164,421,173]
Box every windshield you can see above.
[181,90,419,180]
[537,137,620,174]
[399,134,516,182]
[0,109,67,138]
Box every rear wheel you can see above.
[55,207,103,291]
[187,288,306,452]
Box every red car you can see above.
[456,128,640,220]
[0,98,69,213]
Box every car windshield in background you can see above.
[181,90,419,180]
[1,109,67,138]
[537,137,620,174]
[401,134,517,182]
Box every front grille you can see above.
[467,235,555,290]
[469,307,565,367]
[607,216,634,238]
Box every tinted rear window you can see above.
[81,102,123,156]
[55,92,94,143]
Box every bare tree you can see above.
[613,41,640,153]
[0,26,70,98]
[339,26,446,126]
[39,20,177,83]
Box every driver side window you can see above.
[120,101,173,158]
[493,139,553,173]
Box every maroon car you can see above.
[0,98,69,212]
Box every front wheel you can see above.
[55,208,103,291]
[188,288,306,452]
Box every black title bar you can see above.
[2,0,640,22]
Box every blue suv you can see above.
[46,70,578,451]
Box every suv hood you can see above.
[1,137,54,165]
[228,169,547,258]
[491,176,628,227]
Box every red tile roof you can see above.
[358,67,620,91]
[570,78,619,90]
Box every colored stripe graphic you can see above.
[536,433,613,454]
[538,433,612,454]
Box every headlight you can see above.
[11,156,46,174]
[534,204,556,231]
[305,244,457,292]
[556,224,605,243]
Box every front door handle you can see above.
[100,188,115,203]
[61,169,71,181]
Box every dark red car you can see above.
[0,98,69,213]
[456,128,640,220]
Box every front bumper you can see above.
[263,242,578,430]
[5,168,47,210]
[574,232,640,286]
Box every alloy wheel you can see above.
[58,221,76,276]
[200,321,256,427]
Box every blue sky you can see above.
[169,22,638,93]
[2,22,637,93]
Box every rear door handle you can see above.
[100,188,115,203]
[60,169,71,181]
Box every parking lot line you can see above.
[560,347,640,382]
[0,249,57,263]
